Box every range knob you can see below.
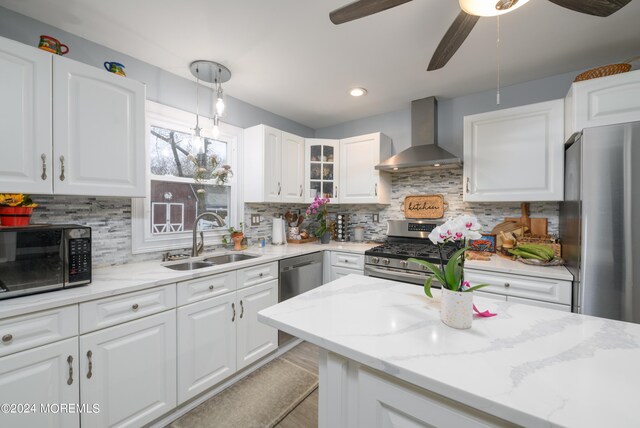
[421,265,428,271]
[382,258,390,265]
[400,260,408,268]
[371,257,380,264]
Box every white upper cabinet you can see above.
[565,69,640,140]
[281,131,306,202]
[305,139,340,203]
[243,125,305,203]
[53,56,146,197]
[0,35,146,197]
[0,36,52,194]
[463,99,564,202]
[339,133,392,204]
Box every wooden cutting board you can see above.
[505,217,548,236]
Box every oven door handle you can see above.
[365,266,435,284]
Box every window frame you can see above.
[132,101,243,254]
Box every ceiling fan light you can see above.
[459,0,529,17]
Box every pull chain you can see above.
[496,14,501,105]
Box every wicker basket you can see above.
[574,63,632,82]
[517,235,562,258]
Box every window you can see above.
[132,101,243,254]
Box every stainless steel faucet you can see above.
[192,212,226,257]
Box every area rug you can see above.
[169,358,318,428]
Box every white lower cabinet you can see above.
[0,338,79,428]
[79,310,177,428]
[236,279,279,370]
[330,251,364,281]
[331,266,364,281]
[466,269,572,311]
[177,293,236,404]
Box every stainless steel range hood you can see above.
[375,97,461,171]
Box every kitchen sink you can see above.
[164,261,215,271]
[203,253,261,264]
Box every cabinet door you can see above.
[0,338,79,428]
[80,311,176,428]
[236,280,278,370]
[0,36,52,194]
[177,293,236,404]
[281,132,305,202]
[339,134,383,203]
[263,126,283,202]
[52,56,146,197]
[331,266,364,282]
[463,99,564,202]
[306,139,340,203]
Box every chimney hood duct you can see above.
[375,97,461,171]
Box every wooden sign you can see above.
[403,195,445,219]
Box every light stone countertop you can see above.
[0,241,572,320]
[465,254,573,281]
[259,274,640,428]
[0,241,374,319]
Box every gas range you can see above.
[364,219,458,285]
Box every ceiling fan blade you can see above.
[547,0,632,17]
[329,0,413,25]
[427,11,480,71]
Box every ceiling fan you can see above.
[329,0,633,71]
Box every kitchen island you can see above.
[258,274,640,428]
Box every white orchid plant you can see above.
[408,215,490,298]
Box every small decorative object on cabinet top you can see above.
[468,233,496,253]
[38,35,69,55]
[0,194,38,227]
[104,61,126,76]
[407,215,495,329]
[402,194,445,219]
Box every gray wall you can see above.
[0,6,315,138]
[316,70,578,156]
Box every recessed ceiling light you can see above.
[393,167,399,171]
[350,88,367,97]
[433,163,441,167]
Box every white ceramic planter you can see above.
[440,288,473,329]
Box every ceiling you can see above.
[2,0,639,129]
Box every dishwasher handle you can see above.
[281,260,316,272]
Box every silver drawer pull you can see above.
[2,334,13,343]
[299,184,303,197]
[209,285,214,291]
[466,177,470,193]
[67,355,74,385]
[231,303,236,322]
[59,155,66,181]
[240,300,244,319]
[504,283,510,288]
[132,303,139,311]
[41,153,47,180]
[86,350,93,379]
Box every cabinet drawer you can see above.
[80,284,176,333]
[331,251,364,269]
[237,262,278,289]
[177,271,236,306]
[465,270,571,305]
[0,306,78,357]
[331,266,364,282]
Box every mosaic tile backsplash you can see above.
[29,167,558,267]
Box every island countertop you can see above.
[258,274,640,428]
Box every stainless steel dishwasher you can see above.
[278,252,323,345]
[279,251,323,302]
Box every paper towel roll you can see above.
[272,217,284,245]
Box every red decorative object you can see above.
[0,207,34,226]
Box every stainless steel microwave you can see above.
[0,225,91,300]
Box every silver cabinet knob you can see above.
[400,260,408,268]
[2,334,13,343]
[371,257,379,264]
[132,303,139,311]
[209,285,214,291]
[259,272,264,277]
[421,265,427,271]
[382,258,390,266]
[504,283,510,288]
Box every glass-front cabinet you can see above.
[305,139,340,203]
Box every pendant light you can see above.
[459,0,530,17]
[191,67,204,154]
[189,60,231,141]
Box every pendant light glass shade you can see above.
[459,0,529,16]
[212,115,221,139]
[215,86,225,115]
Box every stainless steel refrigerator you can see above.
[560,121,640,323]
